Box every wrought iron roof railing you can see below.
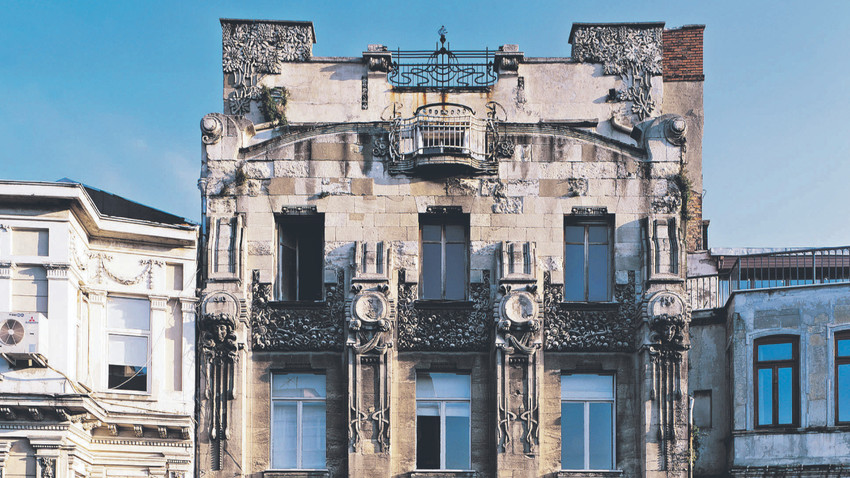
[686,246,850,311]
[387,29,497,90]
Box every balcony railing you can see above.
[687,246,850,311]
[386,103,507,174]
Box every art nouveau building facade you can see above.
[0,181,198,478]
[197,19,705,478]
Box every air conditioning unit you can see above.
[0,312,48,363]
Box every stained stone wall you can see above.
[198,19,701,478]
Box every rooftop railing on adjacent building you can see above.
[687,246,850,311]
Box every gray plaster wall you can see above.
[689,317,728,477]
[727,284,850,467]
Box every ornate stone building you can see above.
[0,180,198,478]
[197,19,705,477]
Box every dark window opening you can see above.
[277,215,324,301]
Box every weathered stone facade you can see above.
[198,19,703,478]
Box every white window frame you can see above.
[415,372,471,471]
[419,218,468,300]
[105,296,151,394]
[564,218,613,302]
[561,373,616,471]
[270,373,327,470]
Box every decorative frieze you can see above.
[251,269,346,351]
[397,269,491,351]
[543,271,638,351]
[221,20,314,114]
[570,24,663,120]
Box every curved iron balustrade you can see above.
[388,31,497,90]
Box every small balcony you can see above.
[386,103,506,175]
[687,246,850,311]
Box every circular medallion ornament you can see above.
[350,291,390,323]
[499,291,538,324]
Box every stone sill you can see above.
[557,301,620,311]
[408,471,478,478]
[267,300,327,309]
[263,471,328,478]
[558,470,623,478]
[733,425,850,436]
[414,300,474,310]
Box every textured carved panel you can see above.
[222,21,313,114]
[543,271,638,351]
[397,270,491,351]
[251,270,345,351]
[571,25,662,120]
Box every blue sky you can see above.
[1,0,848,247]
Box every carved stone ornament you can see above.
[201,114,224,145]
[348,289,393,355]
[652,181,682,214]
[199,293,243,469]
[372,135,390,158]
[643,290,690,471]
[38,456,56,478]
[222,20,314,114]
[571,24,662,120]
[251,269,346,351]
[397,270,491,351]
[543,270,638,351]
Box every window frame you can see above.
[753,335,799,428]
[270,372,327,470]
[415,372,472,471]
[563,216,614,302]
[560,373,616,471]
[419,215,469,301]
[105,296,151,394]
[836,331,850,425]
[275,214,325,302]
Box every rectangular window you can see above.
[416,372,471,470]
[12,266,48,314]
[271,373,326,470]
[564,219,612,301]
[277,215,324,301]
[561,373,615,471]
[837,332,850,424]
[420,216,468,300]
[106,297,150,392]
[754,336,799,427]
[12,228,48,256]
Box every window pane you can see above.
[561,402,584,469]
[421,243,442,299]
[587,225,609,244]
[422,224,442,242]
[12,229,48,256]
[564,225,584,244]
[777,366,793,424]
[108,364,147,391]
[107,297,150,330]
[757,342,793,362]
[838,338,850,357]
[445,224,465,242]
[587,244,610,301]
[445,402,470,469]
[301,403,326,468]
[757,368,773,425]
[272,402,297,469]
[445,243,466,300]
[588,402,613,470]
[417,402,441,469]
[838,363,850,422]
[561,374,614,400]
[417,373,470,399]
[108,334,147,366]
[273,374,326,398]
[564,243,586,301]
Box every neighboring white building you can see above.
[0,180,197,478]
